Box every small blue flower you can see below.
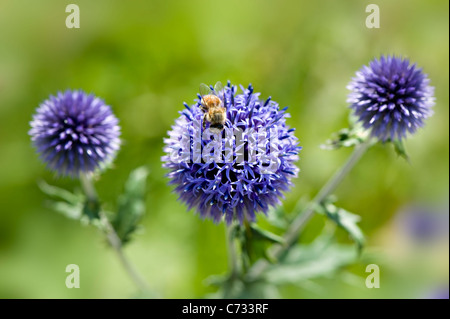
[347,55,434,141]
[162,82,301,224]
[29,90,121,176]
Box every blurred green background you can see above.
[0,0,448,298]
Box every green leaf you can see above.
[82,198,101,221]
[265,206,289,229]
[112,166,149,244]
[316,201,365,250]
[203,274,228,287]
[233,281,281,299]
[250,224,285,245]
[206,278,280,299]
[393,139,410,162]
[38,180,82,204]
[48,200,83,220]
[321,123,368,151]
[39,180,86,220]
[263,240,358,284]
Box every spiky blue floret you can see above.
[29,90,121,176]
[162,82,301,224]
[347,56,434,141]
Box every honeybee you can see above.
[199,81,226,133]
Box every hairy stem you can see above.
[79,174,150,293]
[246,139,371,281]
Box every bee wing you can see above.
[199,83,212,98]
[214,81,226,108]
[214,81,224,94]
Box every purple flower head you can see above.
[162,82,301,224]
[347,55,434,141]
[29,90,121,176]
[396,205,449,244]
[427,286,450,300]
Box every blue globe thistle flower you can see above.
[396,205,449,244]
[29,90,121,176]
[347,55,434,141]
[162,82,301,224]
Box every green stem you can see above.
[280,139,371,249]
[79,174,150,293]
[246,139,371,281]
[226,223,239,279]
[80,173,98,202]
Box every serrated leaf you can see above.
[250,224,285,245]
[316,201,365,250]
[112,166,149,244]
[333,208,365,249]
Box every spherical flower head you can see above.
[162,82,301,224]
[347,55,435,141]
[29,90,121,176]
